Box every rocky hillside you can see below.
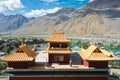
[0,14,31,33]
[13,0,120,38]
[82,0,120,18]
[84,0,120,9]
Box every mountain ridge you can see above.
[13,0,120,38]
[0,14,32,33]
[1,0,120,38]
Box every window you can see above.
[54,56,59,62]
[59,56,64,61]
[54,56,64,62]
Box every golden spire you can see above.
[92,41,97,46]
[20,40,26,47]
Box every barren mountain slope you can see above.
[13,0,120,38]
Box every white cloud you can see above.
[42,0,58,3]
[25,7,61,18]
[0,0,24,13]
[89,0,94,2]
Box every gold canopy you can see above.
[79,45,116,61]
[2,44,38,62]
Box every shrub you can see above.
[110,72,120,79]
[0,62,7,71]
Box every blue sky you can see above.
[0,0,94,17]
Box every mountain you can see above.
[13,0,120,38]
[0,14,31,33]
[84,0,120,9]
[82,0,120,18]
[13,8,76,35]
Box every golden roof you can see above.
[79,45,115,61]
[46,32,71,42]
[2,44,38,62]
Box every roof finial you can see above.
[20,40,26,47]
[21,41,24,45]
[92,41,97,46]
[20,41,24,47]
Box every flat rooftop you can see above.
[5,65,108,72]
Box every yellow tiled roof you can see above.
[46,48,72,54]
[87,52,115,61]
[46,32,71,42]
[2,53,33,62]
[100,49,115,57]
[79,45,116,61]
[2,44,38,62]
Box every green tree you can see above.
[77,41,90,49]
[3,46,12,54]
[109,61,120,68]
[0,62,7,71]
[116,44,120,50]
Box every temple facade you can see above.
[2,32,117,80]
[46,32,72,64]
